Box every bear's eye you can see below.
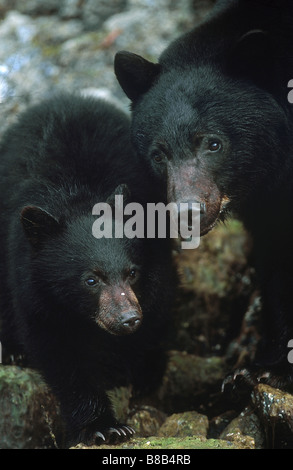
[127,268,139,283]
[153,153,164,163]
[208,140,222,152]
[85,278,97,287]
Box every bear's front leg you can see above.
[223,268,293,399]
[24,321,135,448]
[62,390,135,447]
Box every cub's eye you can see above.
[85,278,97,287]
[151,149,168,163]
[127,268,140,283]
[153,153,164,163]
[208,141,222,152]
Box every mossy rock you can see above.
[0,365,64,449]
[155,351,227,413]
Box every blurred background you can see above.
[0,0,216,133]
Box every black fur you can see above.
[0,94,176,446]
[115,0,293,392]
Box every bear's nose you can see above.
[177,200,202,232]
[120,310,142,333]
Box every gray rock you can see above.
[155,351,227,414]
[104,3,195,58]
[128,406,166,437]
[0,0,61,17]
[0,0,59,17]
[33,16,83,45]
[82,0,128,30]
[220,406,265,449]
[59,0,84,20]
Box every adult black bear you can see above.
[0,94,176,447]
[115,0,293,392]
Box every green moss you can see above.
[0,366,63,449]
[73,436,241,449]
[177,219,249,296]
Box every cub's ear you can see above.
[106,184,131,208]
[227,29,274,90]
[114,51,160,101]
[20,205,61,249]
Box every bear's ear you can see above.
[114,51,160,101]
[20,205,61,249]
[106,184,131,208]
[227,29,274,90]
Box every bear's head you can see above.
[20,186,144,336]
[114,30,292,234]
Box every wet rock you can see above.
[252,384,293,448]
[0,0,60,18]
[0,365,64,449]
[82,0,128,31]
[58,0,83,20]
[219,406,265,449]
[104,2,195,59]
[13,0,60,16]
[158,411,209,438]
[33,16,83,46]
[0,0,128,20]
[208,410,238,437]
[155,350,227,413]
[128,406,166,437]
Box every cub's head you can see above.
[20,186,145,336]
[115,31,291,234]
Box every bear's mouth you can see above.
[200,195,231,236]
[96,315,142,336]
[199,218,219,236]
[96,316,119,335]
[95,307,142,336]
[172,194,231,247]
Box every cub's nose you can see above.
[119,310,142,334]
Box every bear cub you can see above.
[0,94,176,447]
